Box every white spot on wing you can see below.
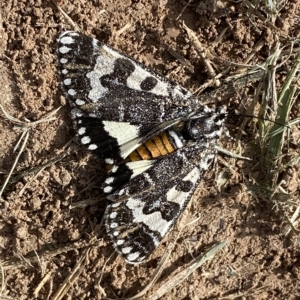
[151,80,169,96]
[123,167,201,240]
[110,223,118,228]
[59,34,77,44]
[105,177,114,184]
[103,121,139,144]
[204,130,223,139]
[110,212,117,219]
[64,78,71,85]
[111,165,118,173]
[60,58,68,64]
[172,85,192,100]
[75,99,86,106]
[143,172,154,184]
[71,108,83,118]
[118,188,125,196]
[183,167,200,183]
[126,252,141,262]
[68,89,76,96]
[105,158,114,164]
[88,144,98,150]
[92,38,99,54]
[59,46,71,54]
[199,153,215,170]
[78,127,86,135]
[81,136,91,144]
[104,186,113,193]
[122,247,132,254]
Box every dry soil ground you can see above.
[1,0,300,299]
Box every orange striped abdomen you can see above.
[129,131,176,161]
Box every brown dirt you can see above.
[1,0,300,299]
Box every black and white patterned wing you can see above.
[104,107,226,264]
[105,141,216,264]
[57,31,204,162]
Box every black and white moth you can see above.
[57,31,226,264]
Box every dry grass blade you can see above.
[284,205,300,236]
[0,106,62,195]
[241,0,280,31]
[0,130,29,197]
[272,114,300,137]
[0,105,61,127]
[265,52,300,185]
[115,22,132,38]
[124,218,201,300]
[97,253,117,298]
[182,22,219,84]
[284,152,300,168]
[225,67,265,82]
[193,73,224,96]
[3,239,99,270]
[0,106,25,126]
[168,48,194,73]
[254,49,300,238]
[257,45,282,167]
[51,248,90,300]
[235,39,265,73]
[10,151,69,188]
[149,241,227,300]
[25,241,46,276]
[198,68,265,105]
[215,146,252,161]
[0,260,5,296]
[51,0,81,31]
[125,230,182,300]
[70,197,104,209]
[176,0,192,20]
[33,271,53,298]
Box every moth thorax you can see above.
[185,118,219,141]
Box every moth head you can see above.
[185,106,226,141]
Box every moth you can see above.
[57,31,226,264]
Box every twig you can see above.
[150,241,227,300]
[0,130,29,197]
[51,248,90,300]
[183,22,220,85]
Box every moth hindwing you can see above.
[57,31,226,264]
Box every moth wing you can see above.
[57,31,201,123]
[105,142,216,264]
[57,31,203,161]
[70,115,182,162]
